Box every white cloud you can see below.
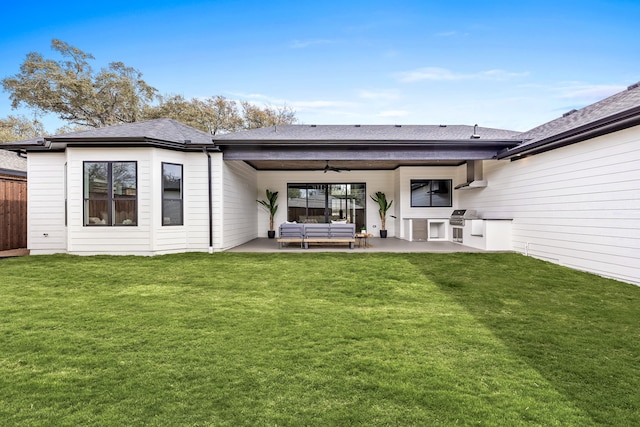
[357,89,400,100]
[291,100,358,109]
[226,91,359,112]
[396,67,529,83]
[557,84,625,100]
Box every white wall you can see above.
[396,166,461,240]
[31,147,213,256]
[152,150,210,254]
[27,153,67,254]
[256,169,396,237]
[219,160,258,250]
[460,125,640,285]
[66,148,153,255]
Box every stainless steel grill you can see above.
[449,209,477,227]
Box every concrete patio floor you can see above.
[226,237,487,253]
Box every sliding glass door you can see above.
[287,183,366,230]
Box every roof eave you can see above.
[0,168,27,178]
[6,137,218,152]
[214,139,522,147]
[498,105,640,160]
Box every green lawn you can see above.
[1,252,638,426]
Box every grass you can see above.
[0,252,638,426]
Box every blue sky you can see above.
[1,0,639,132]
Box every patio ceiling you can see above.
[245,159,464,171]
[216,141,520,171]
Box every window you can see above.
[84,162,137,226]
[287,183,366,230]
[162,163,183,226]
[410,179,452,207]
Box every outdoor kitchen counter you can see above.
[465,219,513,251]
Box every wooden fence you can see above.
[0,177,27,251]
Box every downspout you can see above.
[203,148,213,253]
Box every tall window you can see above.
[410,179,452,207]
[162,162,183,226]
[84,161,137,226]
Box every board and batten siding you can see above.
[460,125,640,285]
[26,153,67,254]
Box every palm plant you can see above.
[370,191,393,237]
[257,189,279,236]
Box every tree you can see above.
[0,115,45,142]
[145,95,297,135]
[241,101,297,129]
[2,39,157,128]
[3,39,297,135]
[143,94,244,135]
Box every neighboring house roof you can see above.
[0,148,27,177]
[500,82,640,159]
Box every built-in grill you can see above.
[449,209,478,227]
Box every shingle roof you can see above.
[49,118,214,146]
[0,148,27,173]
[214,124,521,142]
[516,82,640,144]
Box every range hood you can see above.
[455,160,487,190]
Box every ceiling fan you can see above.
[323,160,350,173]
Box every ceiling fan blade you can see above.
[323,161,347,172]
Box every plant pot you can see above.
[267,230,276,239]
[380,230,388,238]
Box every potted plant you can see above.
[370,191,394,238]
[257,189,279,238]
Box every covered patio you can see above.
[227,237,488,253]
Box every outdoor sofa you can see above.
[277,223,356,249]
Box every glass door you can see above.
[287,183,366,229]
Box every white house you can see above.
[2,83,639,285]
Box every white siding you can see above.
[152,150,210,254]
[27,153,67,254]
[66,148,153,255]
[220,160,258,249]
[460,125,640,285]
[61,147,212,255]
